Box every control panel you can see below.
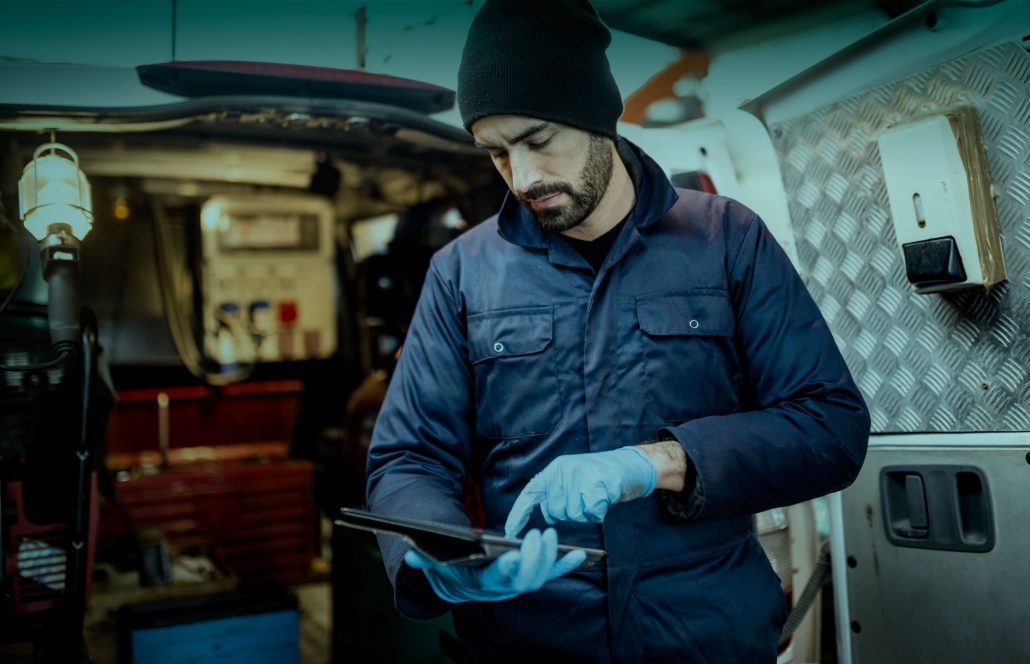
[200,194,337,364]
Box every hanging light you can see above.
[18,142,93,242]
[16,141,93,355]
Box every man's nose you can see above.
[510,152,543,196]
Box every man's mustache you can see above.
[516,182,573,205]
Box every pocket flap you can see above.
[636,294,734,337]
[468,307,554,364]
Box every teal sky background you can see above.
[0,1,888,126]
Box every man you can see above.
[366,0,870,661]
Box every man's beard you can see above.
[516,135,614,233]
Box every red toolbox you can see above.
[103,381,316,585]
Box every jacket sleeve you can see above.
[661,206,870,521]
[365,257,474,619]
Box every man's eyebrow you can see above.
[507,122,550,145]
[474,122,551,151]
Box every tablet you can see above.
[336,508,606,567]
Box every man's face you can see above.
[472,115,613,233]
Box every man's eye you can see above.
[528,138,552,150]
[490,149,508,159]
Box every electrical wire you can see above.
[151,198,226,382]
[0,349,73,372]
[150,199,254,386]
[375,0,476,65]
[0,202,76,373]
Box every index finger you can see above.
[504,475,546,538]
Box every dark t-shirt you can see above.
[561,217,628,273]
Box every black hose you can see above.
[66,314,97,622]
[45,258,82,354]
[0,254,81,372]
[779,539,832,647]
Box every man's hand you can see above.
[403,528,586,603]
[504,446,658,537]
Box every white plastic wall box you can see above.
[877,108,1005,294]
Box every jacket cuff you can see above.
[369,482,470,619]
[657,427,705,520]
[394,556,453,619]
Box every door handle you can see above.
[955,471,989,546]
[884,472,928,539]
[881,465,994,553]
[903,474,928,533]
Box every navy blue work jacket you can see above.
[367,142,870,663]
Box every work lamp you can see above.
[18,142,93,242]
[17,142,92,354]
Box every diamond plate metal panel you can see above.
[771,42,1030,433]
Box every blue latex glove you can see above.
[505,446,657,537]
[403,528,586,603]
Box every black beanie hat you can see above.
[457,0,623,139]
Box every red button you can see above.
[278,301,299,325]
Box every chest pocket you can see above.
[636,293,740,423]
[468,306,562,439]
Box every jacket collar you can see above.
[496,138,679,250]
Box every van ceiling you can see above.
[594,0,919,48]
[0,129,500,225]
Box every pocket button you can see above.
[689,319,700,329]
[493,342,505,353]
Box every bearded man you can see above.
[366,0,870,661]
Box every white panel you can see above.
[836,431,1030,664]
[841,443,1030,662]
[625,120,742,198]
[201,194,338,363]
[829,491,853,664]
[620,115,800,267]
[870,431,1030,448]
[757,0,1030,125]
[878,114,985,287]
[705,7,888,118]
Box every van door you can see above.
[841,433,1030,662]
[741,1,1030,659]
